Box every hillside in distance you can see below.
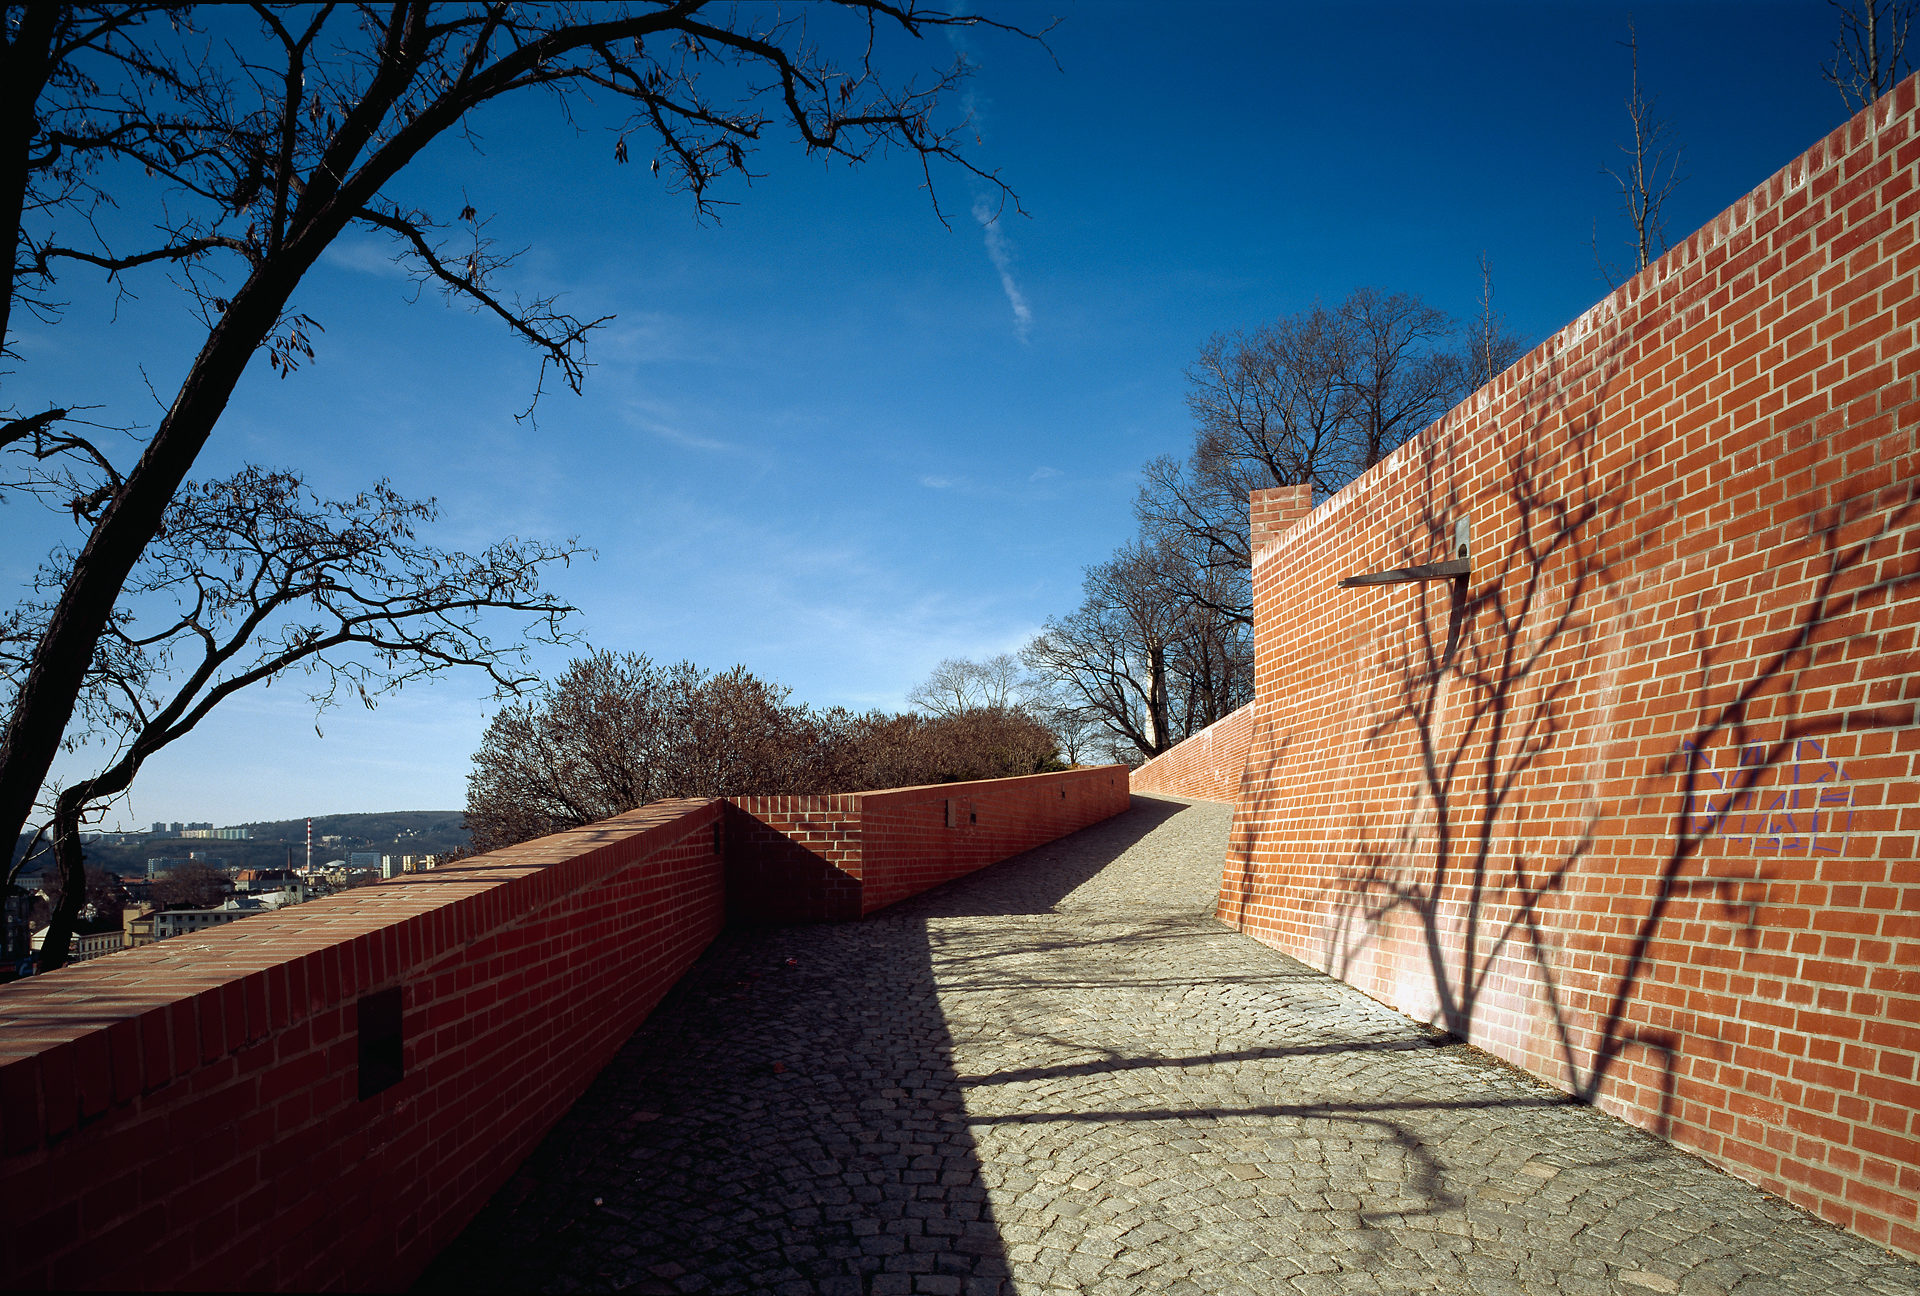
[12,811,468,879]
[241,811,466,854]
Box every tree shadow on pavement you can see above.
[413,914,1011,1295]
[413,796,1197,1295]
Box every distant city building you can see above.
[379,854,439,878]
[145,858,184,879]
[73,930,122,961]
[29,928,123,962]
[147,887,305,943]
[180,827,251,840]
[124,905,155,948]
[233,870,306,902]
[3,890,33,963]
[150,908,245,940]
[348,851,379,870]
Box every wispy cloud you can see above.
[320,237,408,279]
[599,312,702,365]
[1029,466,1061,481]
[972,194,1032,342]
[619,397,740,454]
[919,474,959,489]
[641,419,735,453]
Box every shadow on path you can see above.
[415,796,1189,1295]
[420,794,1920,1295]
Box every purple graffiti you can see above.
[1680,738,1855,854]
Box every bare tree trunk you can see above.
[1147,643,1171,756]
[37,784,91,973]
[0,262,308,863]
[0,5,60,362]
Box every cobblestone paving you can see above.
[419,795,1920,1296]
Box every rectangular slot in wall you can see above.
[358,986,404,1100]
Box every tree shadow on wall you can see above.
[1320,317,1920,1129]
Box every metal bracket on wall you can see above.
[1339,517,1473,662]
[1338,518,1470,588]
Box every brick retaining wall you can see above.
[1130,706,1255,804]
[1223,78,1920,1256]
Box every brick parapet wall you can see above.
[851,766,1130,913]
[722,796,864,922]
[1130,705,1256,804]
[1223,76,1920,1256]
[0,767,1132,1288]
[0,799,727,1290]
[730,765,1131,920]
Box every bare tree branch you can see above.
[11,464,587,968]
[0,1,1047,877]
[1597,19,1684,284]
[1824,0,1915,110]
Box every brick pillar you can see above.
[1249,484,1313,563]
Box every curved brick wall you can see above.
[1223,79,1920,1257]
[1130,706,1255,804]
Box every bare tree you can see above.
[1823,0,1915,110]
[1137,287,1512,632]
[1340,287,1465,474]
[1597,19,1684,284]
[465,652,823,852]
[906,652,1023,718]
[5,465,584,968]
[1468,253,1528,390]
[1018,684,1103,766]
[27,860,125,931]
[147,860,230,911]
[465,652,1063,852]
[0,2,1046,885]
[1021,537,1245,762]
[844,707,1061,790]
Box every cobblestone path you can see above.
[419,795,1920,1296]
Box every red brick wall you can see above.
[1131,705,1256,804]
[0,767,1132,1289]
[0,799,727,1291]
[1222,79,1920,1257]
[722,795,864,922]
[730,765,1132,920]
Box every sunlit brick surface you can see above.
[1222,79,1920,1256]
[728,767,1131,922]
[1131,705,1257,804]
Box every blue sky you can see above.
[6,1,1857,827]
